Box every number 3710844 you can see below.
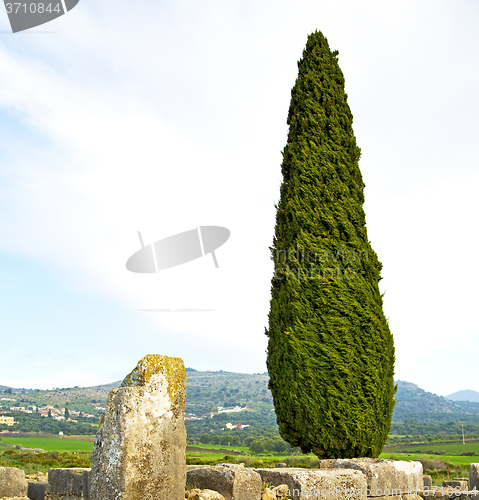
[5,3,61,14]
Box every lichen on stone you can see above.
[121,354,185,400]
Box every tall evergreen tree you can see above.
[266,31,395,459]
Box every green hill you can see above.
[3,373,479,428]
[393,381,479,424]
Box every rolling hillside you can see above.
[393,381,479,424]
[3,372,479,425]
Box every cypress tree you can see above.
[266,31,395,459]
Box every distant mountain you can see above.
[447,390,479,403]
[393,380,479,424]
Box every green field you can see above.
[188,444,251,453]
[385,441,479,460]
[1,435,477,482]
[1,436,94,452]
[186,450,318,469]
[381,452,476,465]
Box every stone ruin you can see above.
[91,354,187,500]
[4,354,479,500]
[12,460,479,500]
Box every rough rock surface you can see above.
[321,458,423,496]
[260,489,276,500]
[26,482,47,500]
[187,466,262,500]
[0,467,28,498]
[47,468,90,497]
[185,489,226,500]
[443,480,468,490]
[269,484,290,499]
[423,476,433,489]
[255,468,367,500]
[90,354,187,500]
[418,492,474,500]
[470,464,479,491]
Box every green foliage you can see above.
[2,411,97,435]
[249,440,265,454]
[266,30,395,459]
[0,448,91,474]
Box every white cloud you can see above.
[0,0,478,393]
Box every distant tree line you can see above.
[198,432,296,455]
[391,411,479,425]
[389,420,479,442]
[0,411,98,435]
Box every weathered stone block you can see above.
[261,489,276,500]
[255,468,367,500]
[90,354,187,500]
[47,468,90,496]
[270,484,290,499]
[444,481,468,490]
[0,467,28,498]
[418,491,473,500]
[72,473,83,497]
[423,476,433,489]
[27,481,47,500]
[321,458,423,496]
[81,470,90,500]
[470,464,479,491]
[187,466,262,500]
[185,489,226,500]
[382,495,422,500]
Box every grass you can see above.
[1,434,477,482]
[188,444,251,453]
[381,452,479,465]
[1,436,94,452]
[0,449,91,475]
[386,441,479,456]
[186,450,319,469]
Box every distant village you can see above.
[0,399,251,432]
[185,405,250,431]
[0,396,102,428]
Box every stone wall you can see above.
[27,460,425,500]
[8,458,479,500]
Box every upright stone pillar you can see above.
[90,354,187,500]
[469,464,479,491]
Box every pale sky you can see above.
[0,0,478,397]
